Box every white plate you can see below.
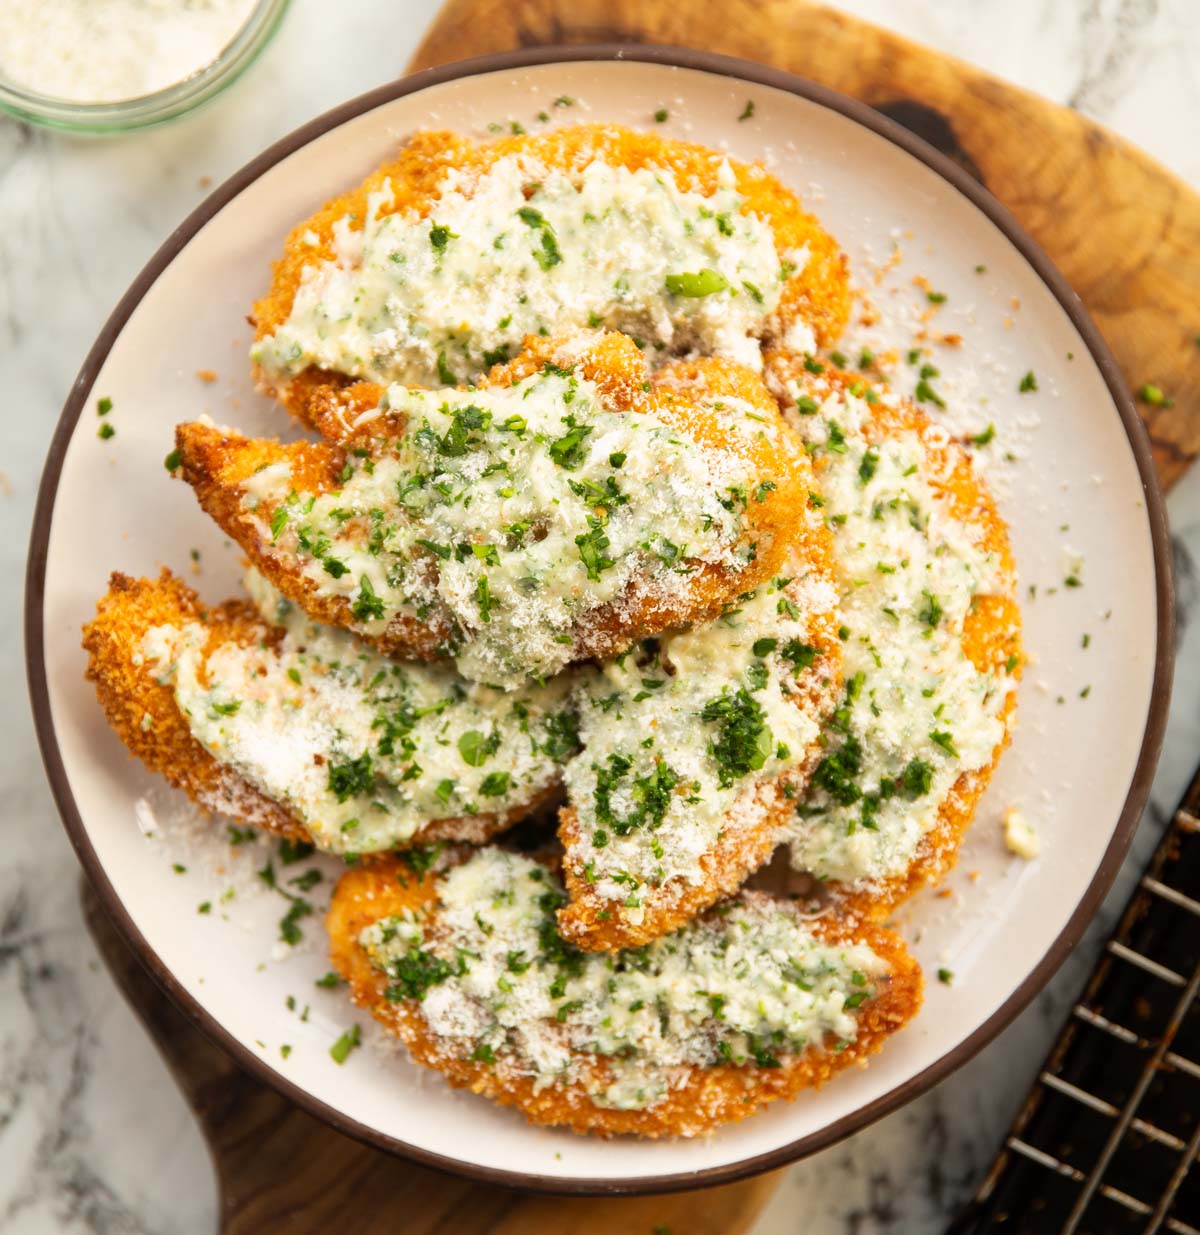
[27,48,1172,1193]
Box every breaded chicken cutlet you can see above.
[765,355,1022,920]
[327,847,922,1138]
[249,124,852,427]
[82,570,578,855]
[175,332,813,689]
[555,356,843,951]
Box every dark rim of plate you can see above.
[24,44,1175,1197]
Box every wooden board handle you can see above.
[412,0,1200,490]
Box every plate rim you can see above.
[24,43,1175,1196]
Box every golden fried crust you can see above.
[177,334,811,670]
[174,423,453,660]
[327,856,923,1138]
[83,570,302,838]
[556,355,844,951]
[764,354,1023,921]
[81,571,553,851]
[251,125,850,425]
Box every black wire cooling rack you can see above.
[951,763,1200,1234]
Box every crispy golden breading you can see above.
[174,425,454,662]
[81,571,554,850]
[327,855,922,1138]
[555,355,844,952]
[764,353,1023,921]
[176,332,812,670]
[250,125,851,427]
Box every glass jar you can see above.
[0,0,289,135]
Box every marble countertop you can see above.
[1,2,1196,1231]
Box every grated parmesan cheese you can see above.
[360,848,887,1109]
[238,362,769,688]
[252,155,787,387]
[1003,807,1040,859]
[141,571,579,854]
[562,549,838,918]
[776,376,1015,886]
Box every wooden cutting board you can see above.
[86,7,1198,1234]
[413,0,1200,492]
[83,883,781,1234]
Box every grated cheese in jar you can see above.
[0,0,258,104]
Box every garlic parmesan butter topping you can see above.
[360,848,886,1109]
[140,572,579,854]
[780,379,1014,886]
[239,364,768,687]
[252,155,790,387]
[563,565,837,920]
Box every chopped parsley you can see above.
[780,639,819,673]
[593,753,680,838]
[458,728,499,767]
[436,403,489,455]
[328,753,374,802]
[429,222,456,251]
[351,575,386,623]
[479,771,511,797]
[1138,383,1173,408]
[915,379,945,409]
[475,574,492,622]
[329,1024,361,1064]
[279,898,312,946]
[900,758,933,798]
[548,418,592,469]
[576,519,614,580]
[929,729,959,757]
[664,268,729,297]
[699,688,773,787]
[918,590,943,628]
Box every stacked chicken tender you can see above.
[83,125,1020,1138]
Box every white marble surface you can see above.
[0,2,1196,1231]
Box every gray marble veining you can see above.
[0,2,1196,1231]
